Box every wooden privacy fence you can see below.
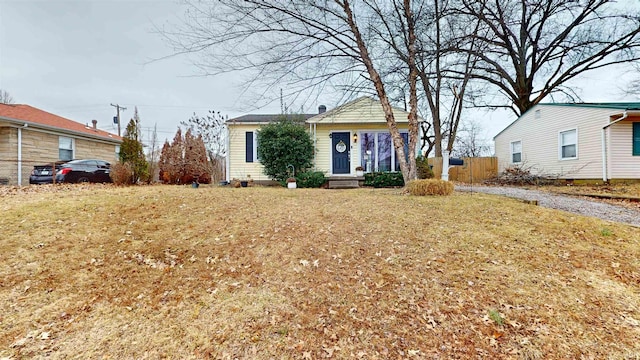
[427,157,498,183]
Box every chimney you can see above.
[318,105,326,114]
[91,119,97,130]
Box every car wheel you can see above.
[78,177,90,183]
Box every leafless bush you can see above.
[110,163,134,186]
[485,163,558,186]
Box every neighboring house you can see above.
[0,103,122,186]
[226,97,415,181]
[494,103,640,182]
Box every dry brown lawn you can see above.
[543,183,640,198]
[1,184,639,359]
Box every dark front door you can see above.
[332,132,350,174]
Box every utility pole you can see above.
[110,103,127,136]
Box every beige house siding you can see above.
[227,97,416,181]
[0,126,120,186]
[313,123,408,175]
[495,105,621,179]
[609,120,640,178]
[0,127,17,183]
[309,97,413,124]
[227,124,270,181]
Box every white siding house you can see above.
[494,103,640,181]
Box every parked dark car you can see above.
[29,161,67,184]
[55,159,112,183]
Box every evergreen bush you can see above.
[364,172,405,188]
[295,171,326,188]
[256,117,314,183]
[416,155,434,179]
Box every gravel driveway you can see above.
[455,185,640,228]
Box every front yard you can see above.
[1,185,639,359]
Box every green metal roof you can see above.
[540,102,640,110]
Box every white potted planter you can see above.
[355,166,364,177]
[287,177,297,189]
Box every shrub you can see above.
[110,162,134,186]
[256,117,314,183]
[416,156,434,179]
[295,171,326,188]
[406,179,454,196]
[364,172,405,188]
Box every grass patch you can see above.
[1,184,639,359]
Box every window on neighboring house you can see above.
[633,122,640,156]
[59,136,74,160]
[559,129,577,159]
[510,140,522,163]
[245,131,259,163]
[115,145,121,160]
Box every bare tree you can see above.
[451,118,492,158]
[458,0,640,116]
[0,89,14,104]
[146,124,160,183]
[361,0,480,158]
[162,0,422,182]
[181,110,228,182]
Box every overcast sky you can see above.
[1,0,638,146]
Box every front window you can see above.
[560,129,577,159]
[360,131,408,172]
[510,140,522,163]
[59,136,74,161]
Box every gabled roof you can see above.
[493,102,640,140]
[0,103,121,142]
[306,96,417,124]
[227,113,316,124]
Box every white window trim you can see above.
[253,131,259,163]
[558,128,578,160]
[510,140,522,164]
[59,136,75,161]
[358,130,408,172]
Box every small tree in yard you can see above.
[119,117,149,184]
[183,129,212,184]
[159,127,213,184]
[257,117,313,184]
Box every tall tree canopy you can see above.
[163,0,640,170]
[163,0,421,181]
[459,0,640,115]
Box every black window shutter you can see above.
[246,132,254,162]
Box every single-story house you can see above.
[494,103,640,182]
[0,103,122,186]
[226,96,417,182]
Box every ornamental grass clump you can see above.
[406,179,453,196]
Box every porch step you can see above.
[327,176,364,189]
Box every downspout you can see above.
[601,111,628,182]
[17,123,28,186]
[309,123,317,170]
[225,125,230,182]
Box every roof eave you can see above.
[0,116,122,143]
